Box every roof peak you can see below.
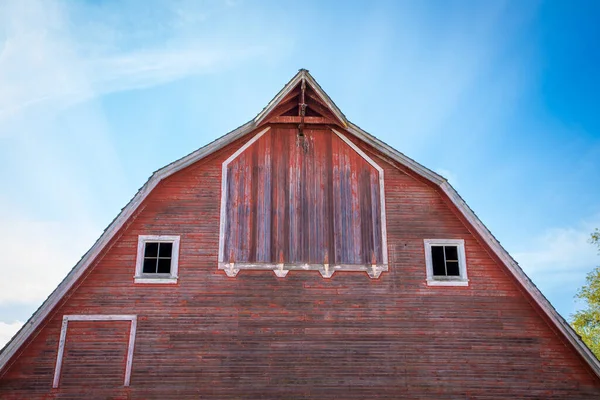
[254,69,347,127]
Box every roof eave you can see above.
[345,122,446,185]
[253,70,304,126]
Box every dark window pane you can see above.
[446,261,460,276]
[143,258,157,273]
[431,246,446,276]
[157,258,172,274]
[444,246,458,261]
[159,242,173,258]
[144,242,159,258]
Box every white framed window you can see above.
[423,239,468,286]
[134,235,180,284]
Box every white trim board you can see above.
[1,69,599,382]
[333,129,388,266]
[218,127,271,264]
[52,315,137,388]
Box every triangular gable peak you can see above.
[1,69,600,383]
[255,69,347,127]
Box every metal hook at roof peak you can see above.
[298,77,307,137]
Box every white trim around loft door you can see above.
[333,129,388,266]
[52,315,138,388]
[217,127,388,278]
[218,127,271,264]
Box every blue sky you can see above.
[1,0,599,345]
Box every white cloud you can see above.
[0,206,99,305]
[91,44,267,96]
[512,216,600,316]
[0,38,267,121]
[0,321,23,348]
[514,225,599,280]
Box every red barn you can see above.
[1,70,599,399]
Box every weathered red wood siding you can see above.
[1,123,600,399]
[223,127,383,266]
[60,321,130,389]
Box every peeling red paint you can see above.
[223,127,383,266]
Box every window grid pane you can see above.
[144,242,159,258]
[431,246,446,276]
[159,242,173,258]
[446,261,460,276]
[143,257,158,274]
[444,245,459,276]
[444,246,458,262]
[157,258,172,274]
[143,242,174,274]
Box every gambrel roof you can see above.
[1,69,599,378]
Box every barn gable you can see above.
[1,69,600,396]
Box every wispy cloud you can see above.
[513,215,600,316]
[0,0,274,305]
[0,40,266,121]
[0,0,270,121]
[0,204,99,306]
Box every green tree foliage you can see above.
[572,229,600,358]
[593,228,600,244]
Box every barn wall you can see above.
[1,123,599,399]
